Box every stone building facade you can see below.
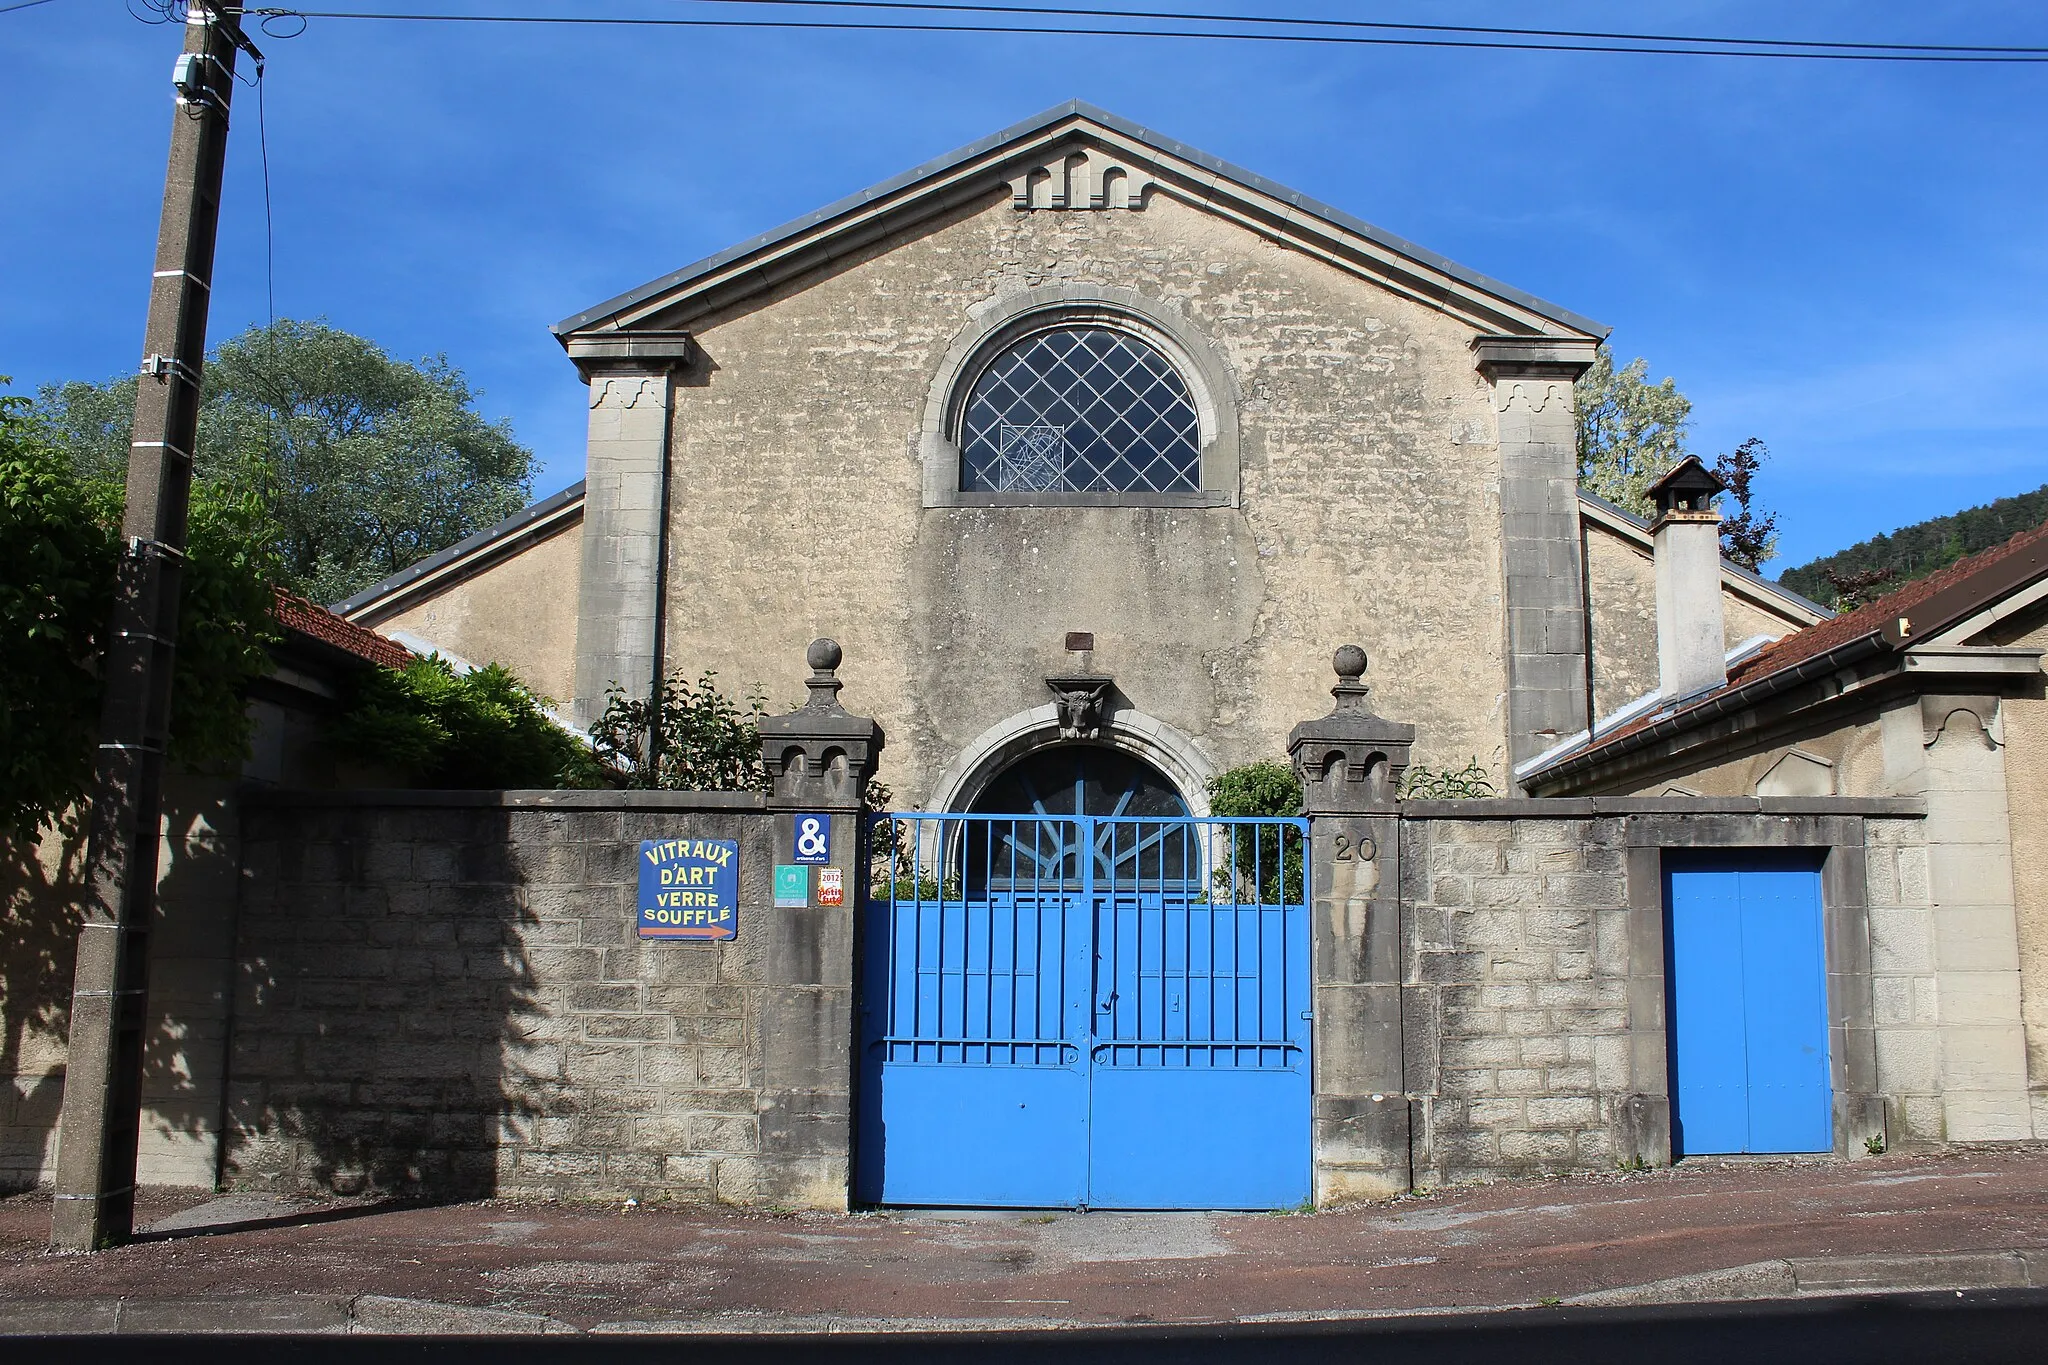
[15,103,2043,1212]
[339,102,1820,811]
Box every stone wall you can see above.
[227,791,849,1208]
[2,776,243,1193]
[1401,813,1632,1185]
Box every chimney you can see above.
[1649,456,1728,704]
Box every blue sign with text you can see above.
[638,838,740,940]
[793,812,832,865]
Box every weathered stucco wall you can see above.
[370,519,584,705]
[1584,520,1810,722]
[649,191,1513,804]
[227,793,847,1207]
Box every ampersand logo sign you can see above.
[794,813,831,865]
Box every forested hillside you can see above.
[1778,482,2048,608]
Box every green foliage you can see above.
[1778,481,2048,610]
[34,319,535,605]
[590,669,768,792]
[1864,1132,1887,1156]
[1574,346,1779,568]
[1400,759,1497,801]
[1,388,115,841]
[329,654,600,789]
[1,381,280,840]
[1205,761,1304,905]
[1205,760,1303,819]
[1574,344,1694,518]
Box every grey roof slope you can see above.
[331,480,586,618]
[554,100,1609,340]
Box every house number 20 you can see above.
[1331,830,1377,862]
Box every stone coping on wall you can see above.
[240,787,768,812]
[1391,796,1926,819]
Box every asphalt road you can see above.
[9,1291,2048,1363]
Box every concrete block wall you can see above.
[227,791,849,1208]
[1400,815,1632,1185]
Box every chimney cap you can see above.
[1648,455,1726,519]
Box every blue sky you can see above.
[6,1,2046,572]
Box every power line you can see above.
[243,9,2048,63]
[0,0,64,14]
[680,0,2048,58]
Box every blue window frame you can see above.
[959,327,1200,494]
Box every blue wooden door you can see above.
[1666,855,1832,1155]
[858,815,1311,1209]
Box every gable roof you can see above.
[555,100,1608,342]
[1526,517,2048,784]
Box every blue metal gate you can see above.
[1666,854,1832,1156]
[857,814,1312,1209]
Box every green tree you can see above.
[34,319,535,604]
[1575,345,1780,569]
[1574,343,1694,518]
[1,382,280,840]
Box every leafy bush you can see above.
[328,654,600,789]
[1400,758,1496,800]
[588,669,767,792]
[1,383,279,840]
[1206,761,1304,905]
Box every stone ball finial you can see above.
[807,637,843,673]
[1333,644,1368,682]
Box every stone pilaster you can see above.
[1288,646,1416,1202]
[1880,694,2032,1140]
[1475,337,1598,778]
[567,333,693,731]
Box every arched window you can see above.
[962,745,1193,889]
[959,326,1201,494]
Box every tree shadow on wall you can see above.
[1,777,279,1198]
[0,818,87,1194]
[221,801,545,1201]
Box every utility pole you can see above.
[52,2,255,1252]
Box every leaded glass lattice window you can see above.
[960,327,1200,493]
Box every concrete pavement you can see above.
[3,1145,2045,1335]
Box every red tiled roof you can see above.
[1544,517,2048,772]
[272,589,413,670]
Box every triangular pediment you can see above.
[555,101,1605,343]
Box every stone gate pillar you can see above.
[1288,646,1415,1203]
[752,638,883,1208]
